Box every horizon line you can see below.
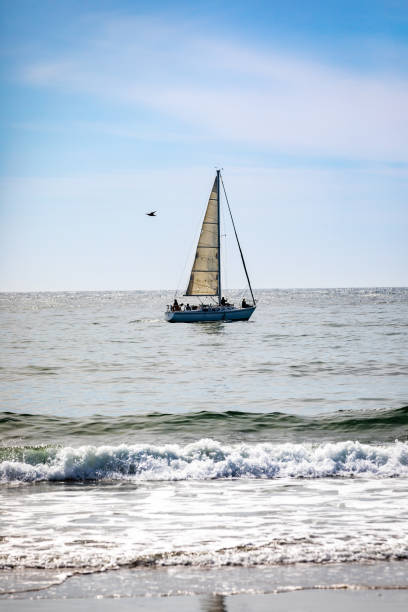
[1,286,407,295]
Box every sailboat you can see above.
[165,170,256,322]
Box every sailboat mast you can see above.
[217,169,222,305]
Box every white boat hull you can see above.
[165,306,256,323]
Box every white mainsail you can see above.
[185,176,220,297]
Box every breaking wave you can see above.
[1,439,407,483]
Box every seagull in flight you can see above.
[146,211,157,216]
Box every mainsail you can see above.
[185,175,220,297]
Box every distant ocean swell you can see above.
[1,439,407,483]
[1,406,408,443]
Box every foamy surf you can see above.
[1,439,407,483]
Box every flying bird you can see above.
[146,211,157,217]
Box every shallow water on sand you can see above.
[1,288,407,596]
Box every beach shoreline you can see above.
[3,590,408,612]
[2,560,408,604]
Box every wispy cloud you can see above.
[20,15,408,161]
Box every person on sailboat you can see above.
[242,298,249,309]
[185,303,191,310]
[172,299,180,312]
[221,297,226,306]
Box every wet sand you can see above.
[2,562,408,611]
[3,590,408,611]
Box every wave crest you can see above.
[1,406,407,445]
[1,439,408,483]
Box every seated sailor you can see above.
[241,298,249,308]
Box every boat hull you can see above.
[165,306,256,323]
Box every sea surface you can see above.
[1,288,408,599]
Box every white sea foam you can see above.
[1,439,407,483]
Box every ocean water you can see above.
[1,288,408,598]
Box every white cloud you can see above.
[22,16,408,161]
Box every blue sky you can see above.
[1,0,407,291]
